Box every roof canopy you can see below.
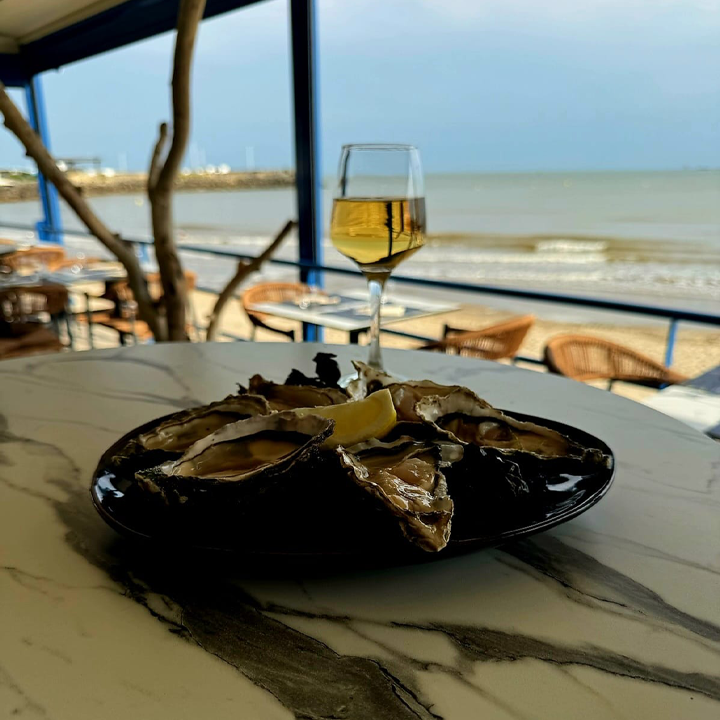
[0,0,262,86]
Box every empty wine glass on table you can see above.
[330,144,425,372]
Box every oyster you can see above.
[135,394,272,454]
[415,388,610,490]
[348,361,476,422]
[136,411,334,504]
[248,374,348,411]
[414,389,611,538]
[345,361,396,400]
[337,436,462,552]
[416,388,583,457]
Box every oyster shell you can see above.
[414,389,611,539]
[416,388,583,457]
[345,362,396,400]
[347,361,476,421]
[414,388,610,492]
[136,411,334,503]
[248,374,348,411]
[136,394,272,454]
[336,436,462,552]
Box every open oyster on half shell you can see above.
[336,437,463,552]
[247,374,349,411]
[136,394,272,454]
[414,387,610,505]
[347,361,478,422]
[110,394,273,470]
[135,411,334,505]
[415,388,605,461]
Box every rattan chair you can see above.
[0,283,67,359]
[0,245,66,272]
[544,334,687,388]
[420,314,535,361]
[89,270,198,345]
[242,282,316,341]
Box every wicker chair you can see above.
[0,284,67,360]
[420,314,535,361]
[544,334,687,388]
[242,282,316,341]
[0,245,66,273]
[89,270,198,345]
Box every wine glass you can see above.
[330,144,425,372]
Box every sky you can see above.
[1,0,719,174]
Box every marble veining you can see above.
[1,343,718,719]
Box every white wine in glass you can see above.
[330,144,425,371]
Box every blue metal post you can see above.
[290,0,323,342]
[24,75,63,244]
[664,318,679,367]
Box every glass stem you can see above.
[366,275,388,370]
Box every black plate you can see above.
[90,411,615,561]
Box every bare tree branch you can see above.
[205,220,296,341]
[156,0,206,195]
[148,122,168,193]
[148,0,207,341]
[0,82,166,341]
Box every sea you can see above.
[1,170,719,319]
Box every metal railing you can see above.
[3,222,720,366]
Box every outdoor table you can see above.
[0,267,127,349]
[1,343,718,720]
[42,264,128,288]
[41,266,130,348]
[644,363,720,439]
[249,290,460,343]
[0,265,127,293]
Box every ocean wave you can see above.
[413,262,720,299]
[535,239,608,253]
[410,249,608,265]
[55,230,720,307]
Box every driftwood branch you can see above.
[147,0,206,341]
[205,220,296,341]
[148,122,168,193]
[0,82,165,341]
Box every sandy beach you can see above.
[172,291,720,404]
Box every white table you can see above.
[1,344,718,719]
[250,290,460,342]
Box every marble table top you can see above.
[644,385,720,436]
[1,343,718,720]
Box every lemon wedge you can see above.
[295,388,397,447]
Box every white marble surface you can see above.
[644,385,720,434]
[1,343,718,720]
